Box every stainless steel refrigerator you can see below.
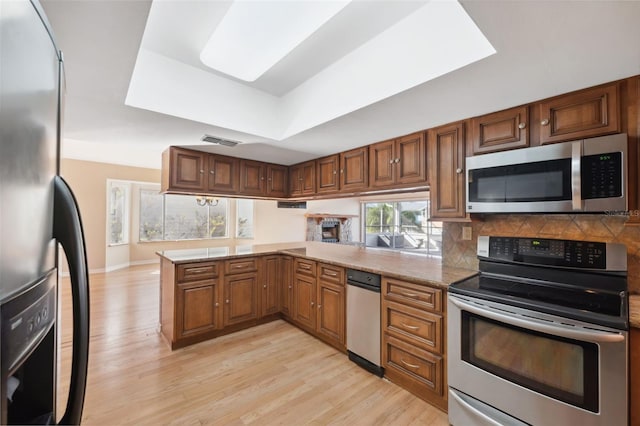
[0,0,89,424]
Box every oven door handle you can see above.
[449,296,625,343]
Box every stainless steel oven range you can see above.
[448,236,629,426]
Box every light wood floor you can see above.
[57,265,449,425]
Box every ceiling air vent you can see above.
[201,134,240,147]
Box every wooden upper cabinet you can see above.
[239,159,265,196]
[289,160,316,197]
[538,83,620,145]
[370,139,395,188]
[266,164,288,198]
[317,154,340,194]
[370,132,426,188]
[471,105,529,154]
[396,132,426,184]
[427,121,466,219]
[163,147,206,192]
[340,146,369,192]
[207,154,238,193]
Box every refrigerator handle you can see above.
[54,176,90,425]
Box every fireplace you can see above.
[305,214,356,244]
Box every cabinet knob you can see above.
[333,170,337,175]
[541,119,550,126]
[518,122,526,129]
[215,302,219,307]
[456,168,463,174]
[389,159,394,164]
[200,169,205,174]
[340,169,344,174]
[225,299,230,304]
[261,176,265,180]
[288,285,292,289]
[395,158,400,163]
[311,301,315,307]
[318,304,321,309]
[210,170,215,174]
[263,284,267,289]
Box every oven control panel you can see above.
[477,236,627,270]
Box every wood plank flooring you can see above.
[57,265,449,425]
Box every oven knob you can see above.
[27,321,34,333]
[36,313,41,326]
[42,307,48,320]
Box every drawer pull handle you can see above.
[187,267,210,274]
[401,292,419,298]
[326,272,338,277]
[232,264,247,269]
[401,322,420,331]
[300,264,311,270]
[400,359,420,369]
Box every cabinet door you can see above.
[471,105,529,154]
[207,154,238,193]
[395,132,426,185]
[223,272,259,326]
[293,274,316,330]
[340,147,368,191]
[280,256,294,317]
[369,139,395,188]
[316,281,345,347]
[301,160,316,195]
[539,83,619,145]
[317,155,339,194]
[239,160,265,196]
[266,164,288,198]
[261,256,281,316]
[169,147,206,191]
[427,121,466,219]
[176,279,220,338]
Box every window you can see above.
[139,189,229,241]
[236,199,254,239]
[108,181,129,245]
[362,200,442,256]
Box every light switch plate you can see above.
[462,226,472,241]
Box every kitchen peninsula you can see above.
[157,241,477,410]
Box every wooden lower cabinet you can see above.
[291,260,346,351]
[223,271,259,326]
[293,273,316,330]
[382,276,447,412]
[631,327,640,426]
[176,279,221,339]
[261,256,281,316]
[280,256,294,317]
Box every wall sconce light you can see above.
[195,196,219,207]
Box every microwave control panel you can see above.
[581,152,622,199]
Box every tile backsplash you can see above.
[443,214,640,294]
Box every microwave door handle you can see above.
[449,296,624,343]
[572,141,582,211]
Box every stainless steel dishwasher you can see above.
[346,269,383,377]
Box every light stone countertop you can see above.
[157,241,477,289]
[157,242,640,325]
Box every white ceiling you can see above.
[41,0,640,170]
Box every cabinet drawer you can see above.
[384,334,444,398]
[382,277,442,313]
[295,258,316,277]
[318,263,344,284]
[225,258,258,275]
[177,262,220,282]
[384,301,443,353]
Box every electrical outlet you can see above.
[462,226,472,241]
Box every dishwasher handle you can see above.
[347,280,381,292]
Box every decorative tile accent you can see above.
[443,214,639,294]
[305,217,352,243]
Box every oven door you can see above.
[447,294,628,426]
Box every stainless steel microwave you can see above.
[466,133,627,213]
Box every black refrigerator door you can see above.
[53,176,89,425]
